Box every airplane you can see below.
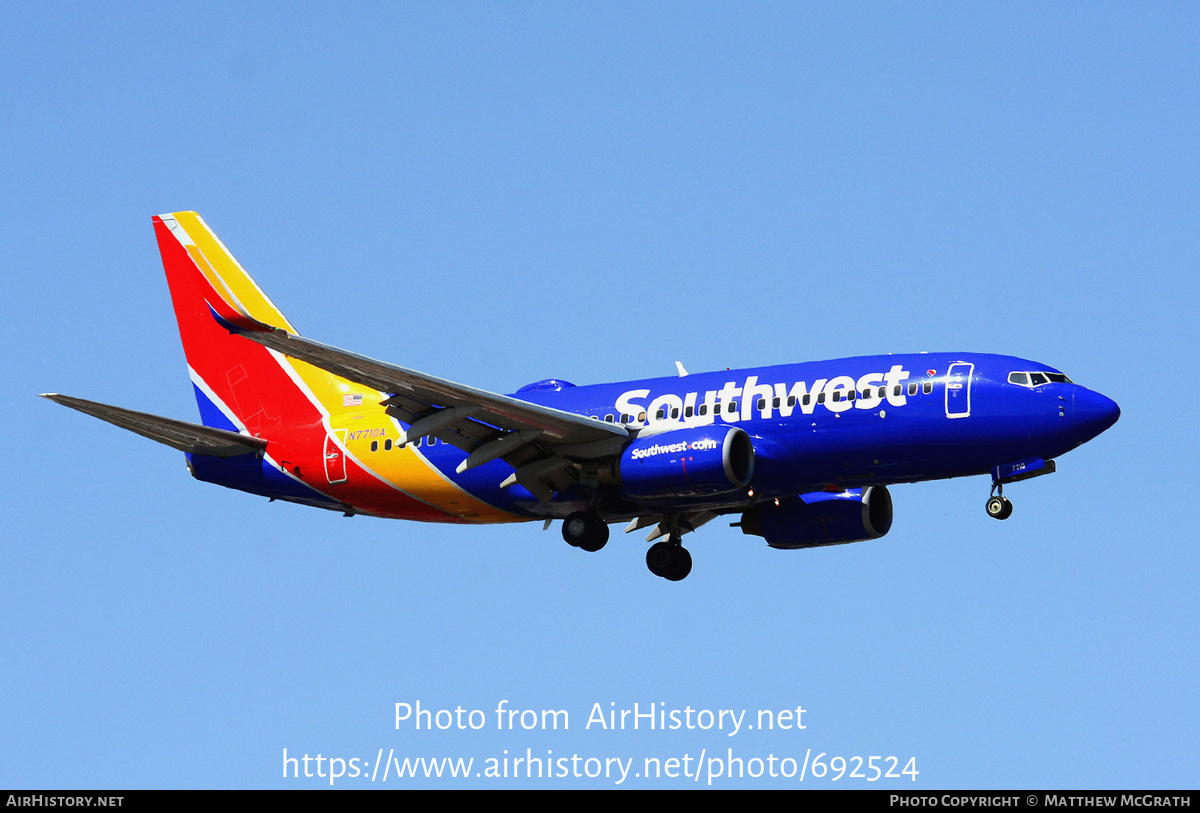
[42,212,1121,581]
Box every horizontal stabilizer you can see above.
[39,394,267,458]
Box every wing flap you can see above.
[40,394,267,458]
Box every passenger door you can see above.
[945,362,974,419]
[324,429,348,483]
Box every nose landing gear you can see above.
[986,484,1014,520]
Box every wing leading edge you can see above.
[179,232,627,449]
[161,209,635,504]
[243,328,628,449]
[237,327,630,502]
[188,258,630,499]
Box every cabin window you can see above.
[698,404,708,416]
[656,409,666,420]
[728,401,738,414]
[772,397,781,409]
[684,405,693,418]
[756,398,766,410]
[923,381,933,394]
[384,439,393,451]
[908,383,917,396]
[604,414,614,422]
[371,440,378,452]
[671,408,680,419]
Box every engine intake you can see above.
[618,426,754,499]
[740,486,893,549]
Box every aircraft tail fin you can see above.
[155,212,295,333]
[153,212,343,434]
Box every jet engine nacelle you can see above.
[618,426,754,499]
[739,486,893,549]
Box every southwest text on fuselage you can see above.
[615,365,912,426]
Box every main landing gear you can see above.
[645,536,692,581]
[562,511,695,581]
[562,511,609,552]
[986,484,1014,520]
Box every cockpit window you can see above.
[1009,370,1074,388]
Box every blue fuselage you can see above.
[411,352,1119,519]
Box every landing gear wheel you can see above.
[562,512,609,552]
[986,495,1013,520]
[646,542,672,576]
[646,541,692,581]
[666,546,692,581]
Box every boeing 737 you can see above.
[42,212,1120,580]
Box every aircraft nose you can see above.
[1073,387,1120,442]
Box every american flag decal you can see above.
[342,393,363,407]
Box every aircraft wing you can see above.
[238,329,631,501]
[39,394,267,458]
[242,327,628,451]
[191,247,629,500]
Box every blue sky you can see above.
[2,3,1196,788]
